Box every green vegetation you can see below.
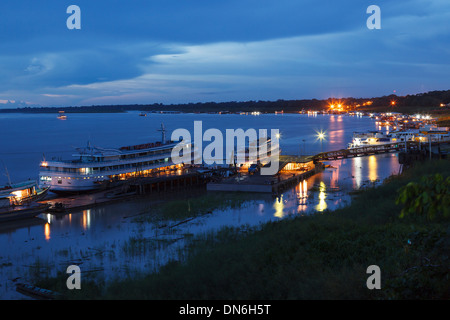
[37,160,449,300]
[397,174,449,220]
[134,191,256,224]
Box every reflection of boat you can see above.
[57,111,67,120]
[0,180,50,208]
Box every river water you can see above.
[0,111,400,299]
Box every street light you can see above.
[316,130,326,153]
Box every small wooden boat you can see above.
[46,202,67,214]
[16,283,62,300]
[0,180,50,207]
[0,203,50,223]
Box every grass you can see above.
[37,159,450,300]
[134,191,262,224]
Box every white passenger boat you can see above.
[39,125,194,194]
[348,130,420,149]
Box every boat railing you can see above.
[41,151,176,168]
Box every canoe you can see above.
[15,283,62,300]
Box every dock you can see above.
[39,140,450,209]
[312,140,450,161]
[207,155,321,193]
[40,169,208,212]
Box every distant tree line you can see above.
[1,89,449,114]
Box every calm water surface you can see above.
[0,112,400,299]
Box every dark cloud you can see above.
[0,0,448,106]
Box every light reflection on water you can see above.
[0,113,401,299]
[0,154,400,299]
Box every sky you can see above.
[0,0,449,107]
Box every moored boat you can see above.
[15,283,62,300]
[0,202,50,223]
[39,124,196,193]
[57,111,67,120]
[0,180,49,207]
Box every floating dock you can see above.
[207,156,322,193]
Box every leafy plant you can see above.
[396,174,450,220]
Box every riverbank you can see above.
[1,89,449,115]
[37,159,449,300]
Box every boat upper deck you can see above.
[41,140,192,169]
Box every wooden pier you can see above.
[207,157,322,194]
[312,141,408,161]
[129,171,203,195]
[40,169,208,212]
[312,140,450,162]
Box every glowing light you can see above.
[317,131,326,141]
[303,179,307,198]
[368,155,378,182]
[315,181,327,212]
[353,157,362,189]
[391,100,396,106]
[82,209,91,230]
[44,223,51,241]
[11,190,26,200]
[273,195,285,218]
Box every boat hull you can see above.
[0,203,50,223]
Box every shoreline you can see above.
[39,158,448,300]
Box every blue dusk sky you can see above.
[0,0,449,107]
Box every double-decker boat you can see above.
[0,180,49,208]
[347,130,419,149]
[0,181,50,222]
[38,125,194,194]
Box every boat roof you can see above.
[72,140,184,158]
[0,180,37,191]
